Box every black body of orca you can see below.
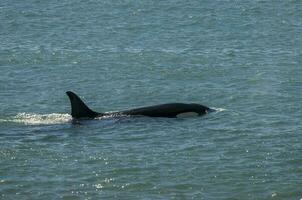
[66,91,213,119]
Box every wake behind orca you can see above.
[66,91,214,119]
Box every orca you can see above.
[66,91,214,119]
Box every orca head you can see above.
[176,112,199,118]
[206,108,216,113]
[189,103,214,115]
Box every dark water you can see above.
[1,0,301,199]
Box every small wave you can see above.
[211,107,227,112]
[1,113,72,125]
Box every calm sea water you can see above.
[1,0,301,199]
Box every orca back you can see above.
[121,103,210,118]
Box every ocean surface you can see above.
[1,0,301,199]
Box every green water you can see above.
[1,1,301,199]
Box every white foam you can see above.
[4,113,72,125]
[211,107,227,112]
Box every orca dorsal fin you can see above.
[66,91,101,119]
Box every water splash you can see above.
[211,107,227,112]
[1,113,72,125]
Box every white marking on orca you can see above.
[176,112,199,118]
